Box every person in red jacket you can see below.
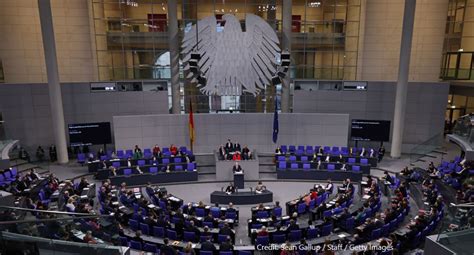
[232,151,242,161]
[170,144,178,156]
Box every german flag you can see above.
[189,99,195,150]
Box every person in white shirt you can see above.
[325,155,330,163]
[317,160,322,170]
[341,164,347,170]
[360,147,366,157]
[127,158,132,167]
[66,198,76,212]
[369,148,375,158]
[325,180,333,193]
[136,166,143,174]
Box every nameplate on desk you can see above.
[83,188,89,191]
[80,195,88,199]
[148,204,156,209]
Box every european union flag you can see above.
[272,98,279,143]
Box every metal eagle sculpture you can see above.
[182,14,285,96]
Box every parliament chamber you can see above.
[1,0,474,255]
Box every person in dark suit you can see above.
[219,223,234,239]
[185,221,200,241]
[325,179,334,193]
[225,139,233,152]
[233,142,241,152]
[218,145,227,160]
[287,220,299,231]
[242,145,251,160]
[225,183,236,194]
[219,236,234,251]
[232,162,242,173]
[160,238,177,255]
[378,146,386,162]
[49,144,57,162]
[131,230,144,245]
[200,236,216,252]
[382,171,393,185]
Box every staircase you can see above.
[258,154,277,180]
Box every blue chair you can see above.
[302,163,311,170]
[130,240,142,250]
[119,236,128,246]
[273,234,286,243]
[167,229,178,240]
[360,158,369,164]
[341,217,354,231]
[143,243,158,253]
[278,161,287,169]
[140,223,150,235]
[307,227,318,239]
[301,156,308,162]
[323,210,332,218]
[124,168,132,176]
[256,236,269,246]
[129,219,139,231]
[117,150,125,159]
[174,157,182,163]
[257,210,268,218]
[184,231,196,242]
[210,207,221,218]
[77,153,86,164]
[309,199,316,210]
[321,224,333,236]
[371,228,381,240]
[112,161,121,168]
[149,167,158,173]
[289,145,296,153]
[187,163,195,171]
[280,145,288,153]
[273,207,282,217]
[381,223,390,237]
[162,158,170,164]
[196,208,206,217]
[175,165,184,171]
[289,230,302,241]
[295,150,304,156]
[327,164,335,171]
[218,234,229,243]
[297,203,306,214]
[348,158,356,164]
[153,226,165,237]
[290,163,298,169]
[277,156,285,161]
[226,211,237,220]
[137,160,145,166]
[352,165,360,172]
[289,155,297,161]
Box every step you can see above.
[197,166,216,174]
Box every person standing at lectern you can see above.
[232,162,242,173]
[225,182,236,194]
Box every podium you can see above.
[234,172,244,189]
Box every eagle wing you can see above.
[240,14,280,95]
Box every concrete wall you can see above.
[0,83,168,149]
[0,0,95,83]
[293,81,450,152]
[359,0,449,81]
[113,113,350,153]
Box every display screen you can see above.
[68,122,112,146]
[351,119,391,142]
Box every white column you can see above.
[168,0,180,114]
[390,0,416,158]
[38,0,69,164]
[281,0,292,113]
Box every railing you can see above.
[409,132,445,164]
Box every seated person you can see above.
[257,226,269,236]
[218,145,227,160]
[232,151,242,161]
[225,139,234,153]
[275,146,282,155]
[255,181,266,193]
[133,145,143,159]
[232,162,243,173]
[382,171,394,185]
[233,142,241,152]
[97,148,106,159]
[170,144,178,156]
[369,148,375,158]
[401,166,413,176]
[360,147,366,157]
[325,179,334,193]
[225,183,236,194]
[152,144,161,157]
[324,154,330,163]
[242,145,251,160]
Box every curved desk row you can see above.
[210,190,273,205]
[277,169,363,182]
[88,156,194,173]
[277,161,370,175]
[95,164,196,180]
[109,171,198,186]
[276,154,378,167]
